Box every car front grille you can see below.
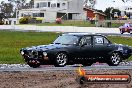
[26,50,38,59]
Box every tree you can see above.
[8,0,31,18]
[0,0,32,20]
[0,1,13,18]
[112,9,121,17]
[113,0,132,3]
[8,0,27,10]
[104,7,112,19]
[121,0,132,2]
[104,7,121,19]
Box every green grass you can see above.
[107,36,132,46]
[0,30,131,64]
[0,31,59,64]
[18,20,123,28]
[37,20,95,27]
[111,23,124,28]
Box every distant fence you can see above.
[105,19,132,23]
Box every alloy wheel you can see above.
[55,53,67,67]
[110,53,121,66]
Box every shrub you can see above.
[35,17,43,23]
[56,18,62,24]
[28,17,43,24]
[19,17,31,24]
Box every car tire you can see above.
[54,52,68,67]
[27,61,40,68]
[82,62,93,66]
[120,30,124,34]
[130,30,132,34]
[107,52,121,66]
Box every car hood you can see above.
[115,43,132,51]
[22,44,70,51]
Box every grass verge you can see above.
[0,31,59,64]
[39,20,95,27]
[0,30,131,64]
[17,20,123,28]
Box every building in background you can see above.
[83,7,106,27]
[17,0,87,23]
[116,6,132,19]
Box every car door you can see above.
[92,35,112,58]
[69,36,93,62]
[76,36,93,59]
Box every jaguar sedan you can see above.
[20,33,132,68]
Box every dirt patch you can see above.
[0,70,132,88]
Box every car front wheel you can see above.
[107,52,121,66]
[27,60,40,68]
[120,30,124,34]
[130,30,132,34]
[54,52,68,67]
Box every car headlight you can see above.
[43,52,47,56]
[21,51,24,55]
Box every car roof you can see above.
[62,32,103,36]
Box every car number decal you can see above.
[96,38,103,44]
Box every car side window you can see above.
[93,36,104,45]
[79,36,91,46]
[104,37,109,44]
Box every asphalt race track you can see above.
[1,63,132,72]
[3,29,132,37]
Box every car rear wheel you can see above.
[54,52,68,67]
[107,52,121,66]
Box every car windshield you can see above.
[129,23,132,27]
[53,35,79,45]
